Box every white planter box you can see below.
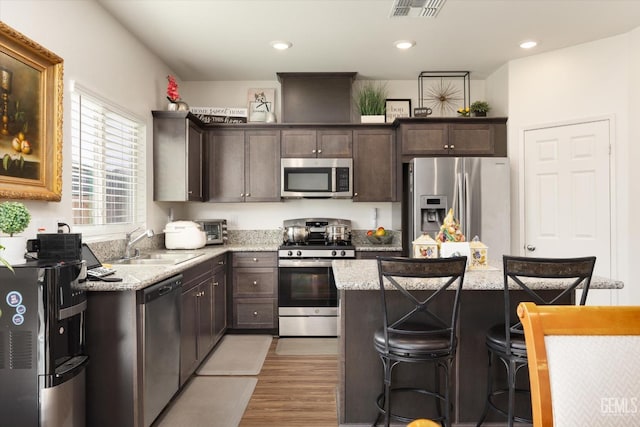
[360,115,385,123]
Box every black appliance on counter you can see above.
[278,218,355,337]
[0,260,88,426]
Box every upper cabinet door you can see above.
[207,130,245,202]
[317,129,352,158]
[153,112,204,202]
[186,120,203,201]
[245,130,281,202]
[281,129,317,158]
[448,123,494,155]
[401,123,449,156]
[352,129,396,202]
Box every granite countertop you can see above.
[332,259,624,291]
[77,244,279,292]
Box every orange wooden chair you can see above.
[517,302,640,426]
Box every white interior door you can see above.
[523,120,612,304]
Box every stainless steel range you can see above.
[278,218,355,337]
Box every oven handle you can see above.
[278,259,333,268]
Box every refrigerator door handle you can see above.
[453,172,460,216]
[464,172,470,238]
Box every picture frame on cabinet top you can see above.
[385,99,411,123]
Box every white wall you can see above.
[0,0,181,241]
[499,32,636,302]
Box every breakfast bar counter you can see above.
[332,259,623,425]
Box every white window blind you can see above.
[71,86,145,231]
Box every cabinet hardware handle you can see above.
[318,149,322,153]
[253,311,258,316]
[312,149,316,153]
[252,258,258,262]
[354,192,358,197]
[188,190,193,194]
[444,145,449,149]
[213,281,219,286]
[252,280,258,285]
[450,145,455,149]
[240,193,244,197]
[246,193,250,197]
[218,261,224,265]
[526,244,536,252]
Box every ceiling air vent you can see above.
[390,0,447,18]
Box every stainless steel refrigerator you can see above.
[406,157,511,259]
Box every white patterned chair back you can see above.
[517,303,640,427]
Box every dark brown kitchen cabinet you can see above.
[398,117,507,160]
[207,129,281,202]
[352,128,397,202]
[281,128,352,158]
[152,111,203,201]
[212,256,227,343]
[179,254,227,386]
[231,252,277,330]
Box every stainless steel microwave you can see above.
[281,158,353,198]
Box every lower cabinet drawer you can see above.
[234,298,277,329]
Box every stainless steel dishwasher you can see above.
[139,274,182,427]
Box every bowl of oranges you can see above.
[366,227,393,244]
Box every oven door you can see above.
[278,259,337,310]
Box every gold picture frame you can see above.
[0,22,63,201]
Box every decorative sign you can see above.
[189,106,248,123]
[385,99,412,123]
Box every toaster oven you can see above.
[194,219,228,245]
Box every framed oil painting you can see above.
[247,88,275,122]
[0,22,63,201]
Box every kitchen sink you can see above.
[111,252,204,265]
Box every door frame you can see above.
[518,115,618,280]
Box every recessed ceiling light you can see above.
[520,40,537,49]
[394,40,416,50]
[271,41,292,50]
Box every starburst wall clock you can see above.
[418,71,470,117]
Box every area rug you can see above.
[196,334,272,376]
[156,377,257,427]
[275,337,338,355]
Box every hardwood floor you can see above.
[240,338,339,426]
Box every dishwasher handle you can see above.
[141,274,183,304]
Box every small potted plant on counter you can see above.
[0,201,31,267]
[470,100,490,117]
[355,81,388,123]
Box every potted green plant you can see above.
[0,201,31,266]
[470,100,490,117]
[355,81,388,123]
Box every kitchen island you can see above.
[332,259,624,425]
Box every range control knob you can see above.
[331,250,337,256]
[296,250,302,257]
[340,250,346,256]
[287,250,293,257]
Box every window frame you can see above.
[70,82,147,238]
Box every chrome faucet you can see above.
[124,227,154,259]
